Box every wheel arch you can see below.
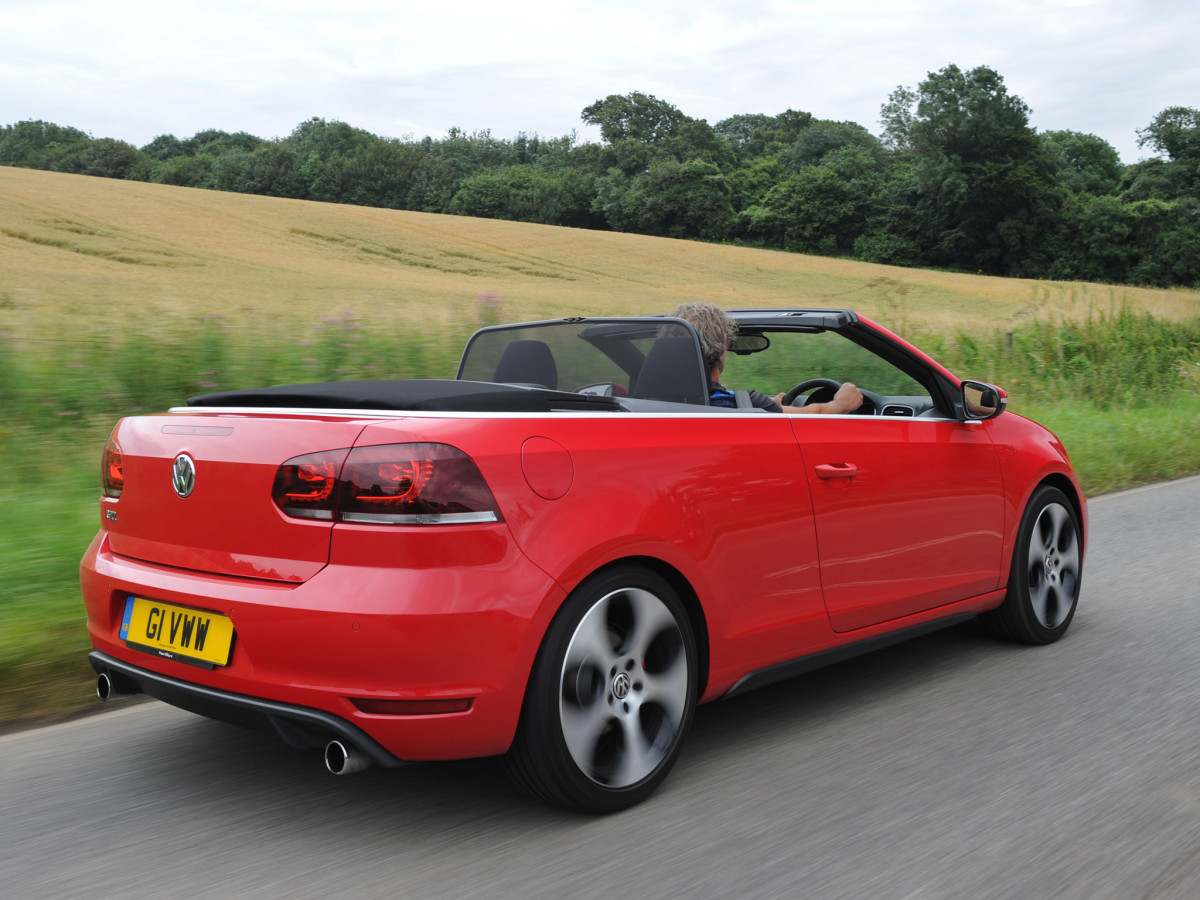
[991,469,1086,604]
[1035,472,1087,549]
[981,474,1084,643]
[562,555,712,702]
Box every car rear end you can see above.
[83,409,562,767]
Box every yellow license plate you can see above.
[120,596,235,668]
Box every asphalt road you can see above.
[4,476,1199,900]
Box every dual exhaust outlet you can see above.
[96,671,372,776]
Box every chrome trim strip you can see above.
[169,405,963,423]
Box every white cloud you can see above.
[1,0,1196,160]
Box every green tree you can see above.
[714,109,814,161]
[581,92,688,145]
[740,168,849,253]
[713,114,775,152]
[1137,106,1200,162]
[141,134,185,161]
[887,64,1063,274]
[1135,107,1200,200]
[449,165,598,226]
[434,127,522,176]
[725,155,786,213]
[660,119,738,170]
[741,147,882,255]
[183,129,264,157]
[779,119,884,170]
[879,86,917,156]
[595,159,732,239]
[235,143,305,198]
[853,159,922,265]
[286,118,376,161]
[1120,158,1174,201]
[0,120,90,169]
[1041,130,1122,196]
[77,137,149,180]
[1051,193,1140,283]
[150,154,215,187]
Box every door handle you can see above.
[815,462,857,480]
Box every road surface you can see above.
[4,476,1199,899]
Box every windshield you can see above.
[721,329,928,399]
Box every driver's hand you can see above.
[832,382,863,413]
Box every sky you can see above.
[1,0,1197,163]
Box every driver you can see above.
[669,303,863,414]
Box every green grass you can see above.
[1017,397,1200,494]
[925,305,1200,408]
[0,429,110,728]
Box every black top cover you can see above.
[187,379,619,413]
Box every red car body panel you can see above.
[103,415,370,581]
[794,415,1006,631]
[81,310,1086,769]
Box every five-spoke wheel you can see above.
[982,485,1082,643]
[505,566,697,812]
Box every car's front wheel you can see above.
[982,484,1082,643]
[505,565,698,812]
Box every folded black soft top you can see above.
[186,379,620,413]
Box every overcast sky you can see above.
[1,0,1196,163]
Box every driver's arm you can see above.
[773,382,864,415]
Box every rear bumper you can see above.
[81,529,565,761]
[89,651,404,767]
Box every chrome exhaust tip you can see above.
[96,672,134,702]
[325,740,372,776]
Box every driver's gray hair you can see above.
[668,303,738,374]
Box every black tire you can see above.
[981,485,1082,644]
[504,565,698,813]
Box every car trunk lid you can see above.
[104,414,372,582]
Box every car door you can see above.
[793,414,1005,632]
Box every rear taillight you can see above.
[102,438,124,498]
[272,451,347,520]
[273,443,501,525]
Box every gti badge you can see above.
[172,453,196,498]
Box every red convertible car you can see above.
[82,309,1085,811]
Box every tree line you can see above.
[3,64,1197,288]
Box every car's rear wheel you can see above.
[982,484,1082,643]
[505,565,697,812]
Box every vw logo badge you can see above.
[612,672,632,701]
[172,453,196,498]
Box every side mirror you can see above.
[961,380,1006,420]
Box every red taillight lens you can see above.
[102,439,124,498]
[346,457,434,507]
[272,444,500,525]
[272,451,347,519]
[339,444,500,525]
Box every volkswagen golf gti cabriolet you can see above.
[82,308,1085,811]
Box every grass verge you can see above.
[0,429,109,731]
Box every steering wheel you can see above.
[781,378,843,407]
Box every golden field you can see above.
[4,164,1197,346]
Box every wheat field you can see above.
[4,165,1197,347]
